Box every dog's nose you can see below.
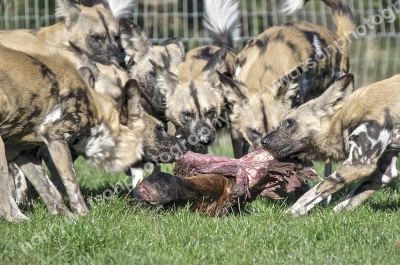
[176,134,187,146]
[261,135,270,148]
[198,134,211,146]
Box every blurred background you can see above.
[0,0,399,89]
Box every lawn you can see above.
[1,131,400,265]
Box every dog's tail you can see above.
[282,0,355,39]
[202,0,240,48]
[107,0,136,20]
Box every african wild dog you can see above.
[119,18,186,121]
[1,34,186,215]
[218,0,355,158]
[0,44,147,221]
[150,0,240,152]
[15,0,135,66]
[261,74,400,215]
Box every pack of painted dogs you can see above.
[0,0,397,221]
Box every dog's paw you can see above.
[1,209,29,223]
[71,202,89,216]
[286,184,325,216]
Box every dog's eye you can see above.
[292,91,303,107]
[249,128,261,138]
[283,119,295,128]
[206,109,216,120]
[114,35,120,42]
[181,112,194,122]
[91,35,103,43]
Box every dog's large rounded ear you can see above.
[120,79,143,125]
[56,0,81,27]
[317,74,354,115]
[217,71,248,106]
[70,41,100,80]
[162,37,185,62]
[119,18,152,60]
[149,59,179,98]
[99,0,112,11]
[274,66,305,108]
[203,46,229,73]
[79,67,95,88]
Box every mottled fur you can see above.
[120,18,185,121]
[262,74,400,215]
[220,0,355,156]
[149,0,239,151]
[0,45,145,221]
[18,0,125,65]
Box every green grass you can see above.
[1,132,400,265]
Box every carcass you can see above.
[134,150,317,216]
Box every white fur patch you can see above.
[203,0,240,43]
[280,0,305,14]
[43,105,62,124]
[235,65,242,77]
[84,123,115,159]
[129,167,144,188]
[348,124,391,163]
[313,35,325,58]
[107,0,136,20]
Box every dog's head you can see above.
[119,80,187,164]
[220,66,308,151]
[55,0,124,65]
[261,74,354,160]
[150,46,236,151]
[119,18,185,117]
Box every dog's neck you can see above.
[34,22,70,48]
[79,89,145,172]
[312,111,348,163]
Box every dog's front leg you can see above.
[45,139,89,215]
[334,151,399,211]
[287,161,377,215]
[0,138,28,222]
[287,122,393,216]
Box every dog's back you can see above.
[340,74,400,130]
[221,0,355,153]
[0,44,94,140]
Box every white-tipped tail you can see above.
[280,0,306,14]
[108,0,136,20]
[203,0,240,48]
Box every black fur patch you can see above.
[260,100,268,133]
[96,9,111,41]
[194,46,214,60]
[189,82,201,116]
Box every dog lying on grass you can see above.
[262,74,400,215]
[0,44,146,221]
[134,150,317,216]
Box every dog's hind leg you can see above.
[9,162,30,204]
[333,151,399,212]
[13,150,72,216]
[0,138,28,222]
